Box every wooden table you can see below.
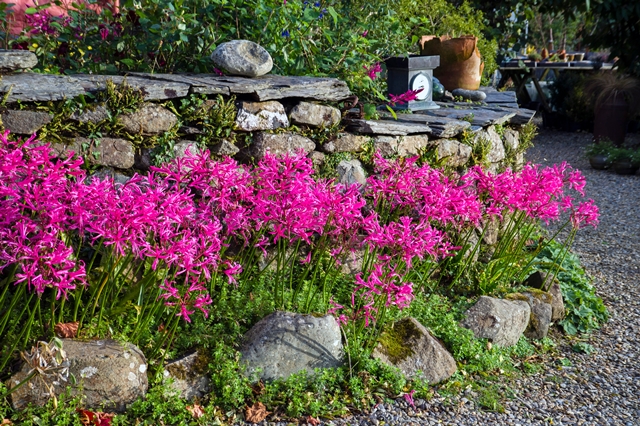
[498,60,614,112]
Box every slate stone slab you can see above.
[345,118,431,136]
[0,73,87,103]
[239,311,343,381]
[480,88,519,108]
[425,107,516,127]
[130,73,352,102]
[71,75,190,100]
[379,111,470,138]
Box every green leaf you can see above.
[328,6,339,26]
[24,7,37,14]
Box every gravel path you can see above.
[330,129,640,426]
[242,129,640,426]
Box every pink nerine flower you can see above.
[364,62,382,80]
[388,88,423,106]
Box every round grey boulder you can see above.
[452,88,487,102]
[0,50,38,73]
[211,40,273,77]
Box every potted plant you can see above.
[584,73,640,145]
[608,146,640,175]
[585,139,615,170]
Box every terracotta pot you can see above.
[419,35,484,91]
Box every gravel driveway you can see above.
[323,129,640,426]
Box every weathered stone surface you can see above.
[515,291,553,340]
[70,104,110,124]
[373,317,457,384]
[480,87,519,108]
[118,104,178,135]
[308,151,325,168]
[503,128,520,151]
[525,271,565,321]
[9,339,147,412]
[336,159,367,188]
[340,249,365,275]
[433,138,472,167]
[1,110,52,135]
[427,106,516,127]
[384,112,470,138]
[461,296,531,347]
[71,75,190,101]
[508,108,536,125]
[235,101,288,131]
[174,140,200,158]
[0,74,86,103]
[51,138,135,169]
[371,135,429,157]
[211,40,273,77]
[163,352,211,401]
[249,132,315,159]
[210,139,240,157]
[479,217,500,245]
[0,50,38,73]
[474,126,505,163]
[239,311,343,381]
[452,88,487,102]
[321,133,369,153]
[373,136,400,157]
[345,118,431,136]
[135,148,153,171]
[289,102,341,128]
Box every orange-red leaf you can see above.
[186,404,205,419]
[245,402,269,423]
[54,321,79,338]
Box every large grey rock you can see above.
[336,159,367,188]
[525,271,565,321]
[515,291,553,340]
[397,135,430,157]
[1,110,52,135]
[211,40,273,77]
[235,101,288,131]
[321,133,370,153]
[239,311,343,381]
[373,136,400,157]
[210,139,240,157]
[433,138,472,167]
[474,126,505,163]
[70,104,110,124]
[51,138,135,169]
[452,88,487,102]
[9,339,147,412]
[289,102,341,128]
[89,167,130,185]
[0,50,38,73]
[373,317,456,384]
[118,104,178,135]
[461,296,530,347]
[163,352,211,401]
[249,132,315,159]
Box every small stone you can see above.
[163,352,212,401]
[210,40,273,77]
[235,101,288,131]
[210,139,240,157]
[289,102,341,128]
[336,159,367,188]
[174,140,200,158]
[474,126,505,163]
[118,104,178,135]
[88,167,130,185]
[249,132,315,160]
[321,133,370,153]
[452,88,487,102]
[70,104,110,124]
[503,128,520,151]
[0,50,38,73]
[433,138,472,167]
[515,291,553,340]
[397,135,430,157]
[1,110,52,135]
[308,150,325,168]
[51,138,135,169]
[239,311,343,381]
[461,296,530,347]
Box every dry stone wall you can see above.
[0,72,534,178]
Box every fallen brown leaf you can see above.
[245,402,270,423]
[54,321,79,338]
[305,415,321,425]
[186,404,205,419]
[2,419,13,425]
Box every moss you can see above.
[376,318,422,364]
[505,292,529,302]
[165,349,210,381]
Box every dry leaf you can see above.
[186,404,205,419]
[2,419,13,425]
[251,380,265,396]
[305,416,321,425]
[54,321,79,338]
[245,402,270,423]
[77,408,114,426]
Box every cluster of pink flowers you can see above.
[0,132,597,325]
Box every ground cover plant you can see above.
[0,127,606,424]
